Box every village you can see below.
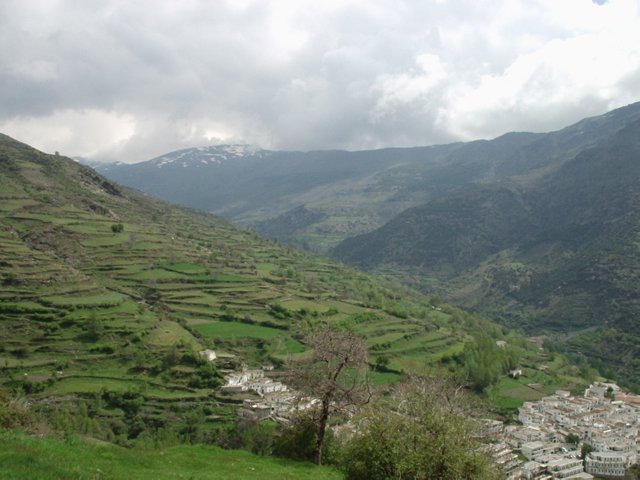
[487,382,640,479]
[220,364,320,420]
[203,348,319,422]
[204,347,639,479]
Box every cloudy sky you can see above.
[1,0,640,163]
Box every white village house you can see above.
[199,349,217,362]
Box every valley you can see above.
[4,2,640,478]
[2,103,639,478]
[0,133,589,478]
[97,102,640,391]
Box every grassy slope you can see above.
[0,430,342,480]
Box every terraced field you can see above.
[0,135,485,441]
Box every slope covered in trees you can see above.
[334,115,640,389]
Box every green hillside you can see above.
[0,133,472,381]
[95,103,640,389]
[0,134,510,436]
[0,132,595,479]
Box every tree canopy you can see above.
[340,376,500,480]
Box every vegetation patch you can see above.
[160,262,209,275]
[0,431,343,480]
[40,292,125,308]
[146,321,200,347]
[192,321,285,339]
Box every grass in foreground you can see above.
[0,430,343,480]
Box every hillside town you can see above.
[218,357,639,479]
[485,382,640,479]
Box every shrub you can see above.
[273,413,318,461]
[242,420,278,456]
[339,377,500,480]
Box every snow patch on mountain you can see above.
[153,145,267,168]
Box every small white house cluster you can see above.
[220,365,319,421]
[221,366,288,396]
[242,395,320,422]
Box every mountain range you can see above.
[97,103,640,255]
[96,102,640,387]
[334,105,640,383]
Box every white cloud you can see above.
[371,53,448,121]
[0,109,135,158]
[440,0,640,138]
[0,0,639,162]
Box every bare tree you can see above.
[286,328,371,465]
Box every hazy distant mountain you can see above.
[97,143,463,252]
[98,103,640,257]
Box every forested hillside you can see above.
[335,116,640,389]
[96,103,640,389]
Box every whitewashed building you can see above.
[546,457,583,479]
[199,349,217,362]
[585,451,636,478]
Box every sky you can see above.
[1,0,640,164]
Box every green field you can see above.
[192,321,285,339]
[41,292,125,308]
[0,431,343,480]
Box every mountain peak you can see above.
[149,144,268,168]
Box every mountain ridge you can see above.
[96,102,640,254]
